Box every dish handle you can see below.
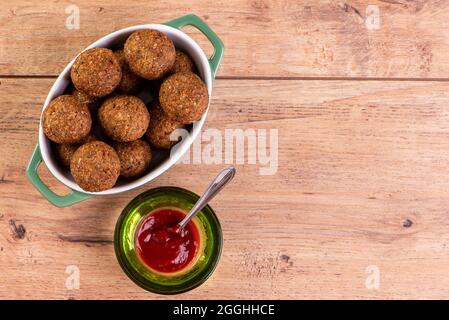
[26,144,91,207]
[165,14,224,79]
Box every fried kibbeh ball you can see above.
[55,134,98,167]
[169,50,197,74]
[114,139,152,179]
[70,141,120,192]
[159,72,209,124]
[124,29,176,80]
[56,144,78,168]
[42,95,92,144]
[145,103,184,149]
[71,48,122,97]
[98,95,150,142]
[71,89,101,116]
[114,49,142,94]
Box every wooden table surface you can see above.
[2,0,449,299]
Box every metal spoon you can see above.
[177,166,236,230]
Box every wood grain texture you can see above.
[1,0,449,78]
[1,78,449,299]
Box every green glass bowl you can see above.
[114,186,222,294]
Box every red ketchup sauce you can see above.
[135,208,200,273]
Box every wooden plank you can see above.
[1,78,449,298]
[2,1,449,78]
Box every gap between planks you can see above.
[3,75,449,82]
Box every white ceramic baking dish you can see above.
[26,14,224,207]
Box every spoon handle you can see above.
[178,166,236,229]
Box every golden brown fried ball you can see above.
[114,49,142,94]
[42,95,92,144]
[159,72,209,124]
[114,140,152,178]
[55,134,98,167]
[71,48,122,97]
[124,29,175,80]
[71,89,101,117]
[70,141,120,192]
[98,95,150,142]
[56,144,78,168]
[170,50,197,74]
[145,103,184,149]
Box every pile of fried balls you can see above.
[42,29,209,192]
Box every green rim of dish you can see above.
[114,186,222,294]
